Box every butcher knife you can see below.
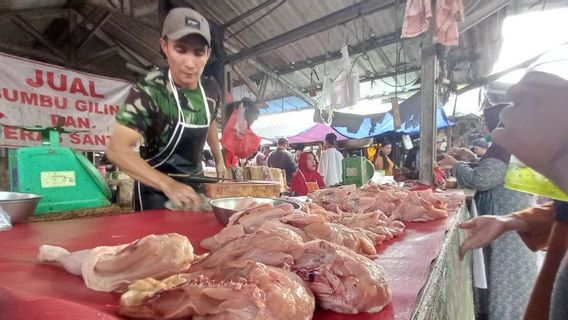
[167,173,276,184]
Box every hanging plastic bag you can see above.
[330,46,359,109]
[234,104,248,138]
[321,76,333,109]
[220,104,262,160]
[402,135,413,150]
[0,206,12,232]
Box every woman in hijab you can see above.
[290,151,324,196]
[373,139,395,176]
[438,103,537,320]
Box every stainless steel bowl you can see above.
[0,192,42,224]
[209,197,302,226]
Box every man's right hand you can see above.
[160,178,201,209]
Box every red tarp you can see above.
[0,209,456,320]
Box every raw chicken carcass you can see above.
[309,185,355,211]
[195,229,392,315]
[200,224,246,251]
[233,196,259,211]
[192,228,305,271]
[195,261,315,320]
[201,206,325,250]
[292,240,392,314]
[390,191,448,221]
[304,202,341,222]
[120,261,315,320]
[416,189,447,211]
[344,194,377,213]
[368,189,406,216]
[336,211,405,240]
[228,203,294,232]
[38,233,195,292]
[431,190,465,211]
[303,222,378,257]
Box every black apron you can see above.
[134,71,210,211]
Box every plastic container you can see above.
[505,156,568,201]
[342,156,375,187]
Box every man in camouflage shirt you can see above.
[107,8,226,210]
[115,71,220,160]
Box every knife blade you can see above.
[167,173,276,184]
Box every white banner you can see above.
[0,53,132,151]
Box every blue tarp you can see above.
[333,108,452,139]
[261,96,310,115]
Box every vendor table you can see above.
[0,204,473,320]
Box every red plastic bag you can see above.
[220,105,261,159]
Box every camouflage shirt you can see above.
[116,69,220,158]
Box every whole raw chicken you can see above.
[38,233,195,292]
[119,260,315,320]
[293,240,392,314]
[195,229,392,314]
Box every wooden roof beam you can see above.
[0,7,68,20]
[224,0,397,64]
[77,47,118,65]
[11,15,67,60]
[133,1,158,17]
[0,42,66,64]
[76,11,112,51]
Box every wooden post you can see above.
[221,65,233,128]
[419,28,438,185]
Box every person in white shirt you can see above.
[317,133,344,187]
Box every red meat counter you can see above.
[0,204,473,320]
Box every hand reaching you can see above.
[458,215,527,260]
[437,153,459,169]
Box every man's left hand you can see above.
[216,163,228,179]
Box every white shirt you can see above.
[318,147,344,187]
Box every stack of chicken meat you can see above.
[38,182,464,320]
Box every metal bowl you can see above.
[209,197,301,226]
[0,192,42,224]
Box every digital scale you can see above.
[7,119,111,214]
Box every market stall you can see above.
[0,196,473,320]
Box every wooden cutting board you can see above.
[203,181,282,199]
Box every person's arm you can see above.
[374,156,385,170]
[440,155,507,191]
[458,203,555,260]
[106,124,200,208]
[514,202,556,251]
[317,152,326,178]
[266,152,273,167]
[207,121,227,178]
[524,201,568,320]
[288,152,297,175]
[458,214,530,260]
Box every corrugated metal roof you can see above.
[0,0,566,111]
